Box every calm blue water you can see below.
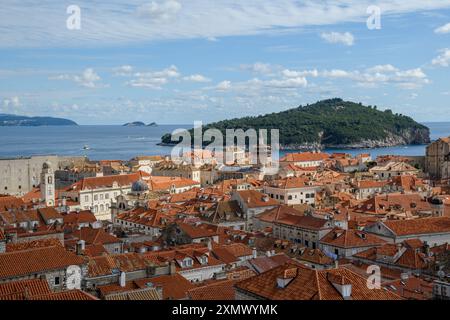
[0,122,448,160]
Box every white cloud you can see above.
[240,62,274,75]
[3,96,21,108]
[2,1,450,47]
[114,65,134,76]
[432,49,450,67]
[128,65,180,89]
[265,77,307,88]
[435,23,450,34]
[49,68,106,88]
[320,32,354,46]
[183,74,211,82]
[282,69,318,78]
[366,64,399,73]
[216,80,232,91]
[137,0,182,21]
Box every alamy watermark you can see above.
[168,121,280,172]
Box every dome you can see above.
[131,179,149,193]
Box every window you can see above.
[100,204,104,212]
[54,276,60,285]
[94,195,98,201]
[100,194,104,200]
[288,195,292,200]
[105,193,109,199]
[84,195,89,202]
[334,249,339,255]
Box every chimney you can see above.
[76,240,85,255]
[169,261,177,275]
[119,271,126,287]
[334,260,339,269]
[252,248,257,259]
[206,238,212,251]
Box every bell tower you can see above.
[40,161,55,206]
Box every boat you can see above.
[83,145,90,150]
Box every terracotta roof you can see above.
[236,263,402,300]
[87,253,154,277]
[134,274,194,300]
[189,279,236,300]
[67,171,150,191]
[30,290,98,300]
[103,288,161,300]
[63,211,97,225]
[275,214,331,230]
[0,246,85,279]
[268,177,310,189]
[38,207,63,221]
[382,217,450,236]
[249,254,292,274]
[0,196,25,211]
[320,228,386,248]
[6,238,62,252]
[354,180,387,189]
[236,190,278,208]
[72,227,121,245]
[257,205,303,223]
[177,222,217,239]
[298,248,334,265]
[383,276,433,300]
[0,279,51,300]
[281,152,329,163]
[0,229,4,241]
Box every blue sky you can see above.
[0,1,450,124]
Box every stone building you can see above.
[425,137,450,181]
[0,155,59,196]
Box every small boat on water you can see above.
[83,145,90,150]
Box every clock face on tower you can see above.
[66,265,82,290]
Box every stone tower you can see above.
[40,161,55,206]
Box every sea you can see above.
[0,122,449,161]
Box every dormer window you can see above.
[182,258,193,268]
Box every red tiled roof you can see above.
[281,152,329,163]
[236,190,278,208]
[29,290,97,300]
[320,228,386,248]
[67,171,150,191]
[383,217,450,236]
[0,279,51,300]
[134,274,194,300]
[236,263,402,300]
[189,279,236,300]
[6,238,62,252]
[0,246,85,279]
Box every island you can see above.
[123,121,146,127]
[147,122,157,127]
[160,98,430,149]
[0,114,77,126]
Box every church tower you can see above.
[40,161,55,206]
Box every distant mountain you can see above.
[0,114,77,126]
[160,98,430,149]
[123,121,146,127]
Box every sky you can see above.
[0,0,450,125]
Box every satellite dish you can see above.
[66,265,82,290]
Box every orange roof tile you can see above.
[0,246,85,279]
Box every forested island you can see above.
[0,114,77,126]
[160,98,430,149]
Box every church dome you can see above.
[131,179,149,193]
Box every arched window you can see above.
[48,176,52,184]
